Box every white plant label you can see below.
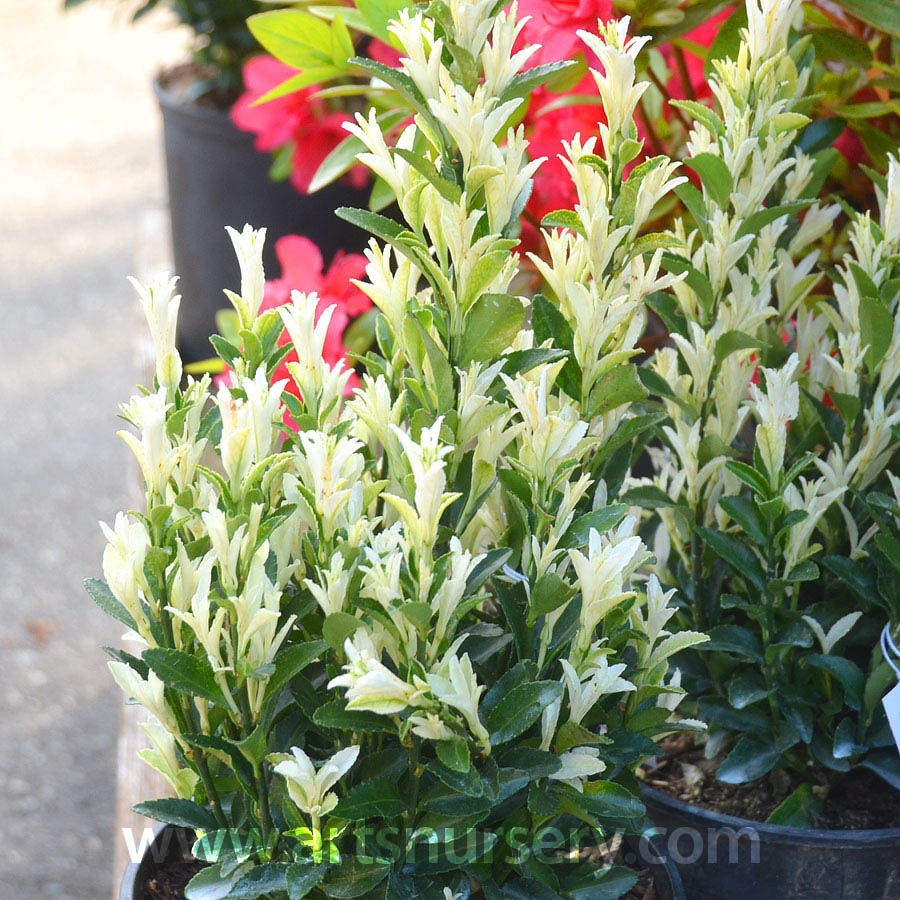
[884,682,900,755]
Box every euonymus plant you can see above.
[90,1,708,897]
[621,0,900,823]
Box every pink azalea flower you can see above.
[218,236,371,417]
[662,8,732,102]
[518,0,614,66]
[525,78,605,224]
[261,235,371,399]
[231,55,367,193]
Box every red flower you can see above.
[518,0,614,66]
[663,8,732,102]
[231,55,367,193]
[219,236,371,415]
[262,235,371,397]
[525,79,606,222]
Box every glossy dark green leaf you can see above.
[84,578,138,632]
[765,783,822,827]
[697,528,766,593]
[132,798,219,832]
[286,862,330,900]
[143,648,226,706]
[717,736,785,784]
[485,681,564,745]
[333,776,407,819]
[321,858,390,898]
[459,293,525,364]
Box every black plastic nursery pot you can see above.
[154,79,372,363]
[642,784,900,900]
[121,826,685,899]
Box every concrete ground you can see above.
[0,2,185,897]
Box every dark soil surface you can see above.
[157,62,236,109]
[623,868,657,898]
[645,735,900,829]
[143,857,206,900]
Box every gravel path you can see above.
[0,3,183,896]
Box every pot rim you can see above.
[641,783,900,848]
[152,74,252,148]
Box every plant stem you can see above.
[196,751,229,829]
[645,66,692,135]
[673,46,695,102]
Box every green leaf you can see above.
[736,201,810,239]
[670,99,724,136]
[560,506,628,549]
[808,27,873,65]
[486,681,564,745]
[235,726,269,770]
[256,68,342,105]
[719,495,768,546]
[717,736,785,784]
[576,781,645,821]
[248,11,334,69]
[426,758,484,796]
[323,612,362,652]
[132,798,219,832]
[481,661,538,719]
[502,876,563,900]
[620,485,675,509]
[659,253,714,314]
[185,864,235,900]
[500,59,582,102]
[393,147,462,203]
[714,330,763,365]
[859,292,894,372]
[674,181,708,233]
[554,721,605,754]
[321,858,390,898]
[227,864,291,899]
[725,460,770,498]
[313,700,395,733]
[587,365,646,417]
[727,671,772,710]
[528,572,575,625]
[499,746,563,777]
[807,654,864,710]
[835,0,900,35]
[686,152,733,208]
[287,863,330,900]
[399,601,432,633]
[765,783,822,827]
[861,753,900,791]
[356,0,410,39]
[646,291,688,338]
[459,293,525,364]
[531,294,581,400]
[143,648,226,705]
[540,209,586,235]
[568,866,638,900]
[466,547,512,594]
[336,206,403,244]
[697,696,769,733]
[703,625,765,663]
[265,641,328,705]
[436,738,471,773]
[84,578,138,632]
[697,528,766,593]
[333,776,406,819]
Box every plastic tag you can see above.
[884,683,900,755]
